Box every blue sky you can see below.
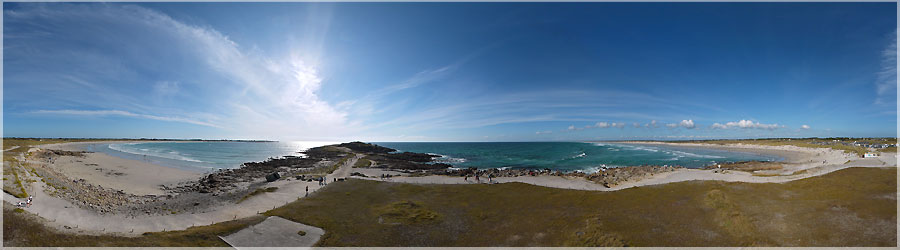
[3,2,897,141]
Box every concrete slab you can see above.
[220,216,324,248]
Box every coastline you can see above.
[5,140,896,237]
[355,141,896,191]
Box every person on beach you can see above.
[475,174,480,183]
[464,175,468,182]
[489,174,493,183]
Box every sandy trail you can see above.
[3,148,361,236]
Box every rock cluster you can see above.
[441,165,682,188]
[582,165,682,188]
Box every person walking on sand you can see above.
[464,175,468,182]
[475,174,480,183]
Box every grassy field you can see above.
[267,167,896,247]
[2,203,265,247]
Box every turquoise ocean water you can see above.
[374,142,780,172]
[86,141,778,173]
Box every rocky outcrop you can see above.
[336,141,396,154]
[583,165,682,188]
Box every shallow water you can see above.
[81,141,335,172]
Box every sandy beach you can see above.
[35,141,202,196]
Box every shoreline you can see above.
[614,141,816,163]
[356,141,895,191]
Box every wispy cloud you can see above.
[875,30,897,106]
[6,4,351,140]
[801,124,810,130]
[33,109,221,128]
[710,120,783,130]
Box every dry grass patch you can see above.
[353,158,372,168]
[374,200,441,225]
[266,167,895,247]
[237,186,278,204]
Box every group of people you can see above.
[15,195,33,208]
[463,173,495,183]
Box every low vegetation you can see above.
[237,186,279,204]
[878,147,897,153]
[3,203,266,247]
[704,161,783,172]
[353,158,372,168]
[298,154,354,176]
[4,159,29,198]
[267,167,896,247]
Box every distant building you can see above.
[864,152,880,158]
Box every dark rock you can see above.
[265,172,280,182]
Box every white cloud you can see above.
[535,131,552,135]
[645,120,659,128]
[594,122,610,128]
[665,123,678,128]
[632,122,641,128]
[679,119,696,129]
[801,124,810,130]
[710,120,783,130]
[568,125,576,130]
[33,109,220,128]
